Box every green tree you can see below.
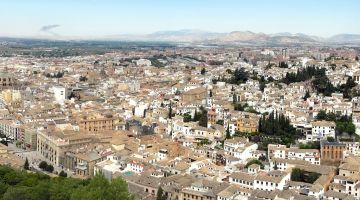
[79,76,88,82]
[231,68,249,84]
[216,120,224,125]
[232,93,237,104]
[291,168,320,183]
[39,161,48,170]
[327,137,335,142]
[156,187,168,200]
[316,110,327,120]
[24,158,30,170]
[3,186,32,200]
[198,108,208,127]
[168,103,172,119]
[201,67,206,75]
[59,170,67,177]
[303,90,310,100]
[71,173,133,200]
[245,159,264,169]
[273,162,278,170]
[183,113,192,122]
[45,165,54,173]
[226,124,231,139]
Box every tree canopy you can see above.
[281,66,325,85]
[0,165,133,200]
[316,110,355,135]
[244,159,264,169]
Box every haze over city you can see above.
[1,0,359,39]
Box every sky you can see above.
[0,0,359,39]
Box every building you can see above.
[308,121,336,141]
[236,112,259,133]
[37,128,93,166]
[268,144,320,165]
[0,72,15,89]
[0,120,22,140]
[320,141,346,162]
[74,151,107,178]
[179,179,229,200]
[24,127,37,150]
[352,70,360,84]
[52,86,69,104]
[78,112,119,133]
[182,87,207,102]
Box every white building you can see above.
[224,137,258,164]
[268,144,320,165]
[308,121,336,141]
[52,86,69,105]
[253,171,291,191]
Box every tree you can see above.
[245,159,264,169]
[327,137,335,142]
[259,81,266,92]
[0,165,134,200]
[258,155,267,162]
[278,61,288,68]
[315,110,356,136]
[168,103,172,119]
[226,124,231,139]
[258,112,298,146]
[193,109,201,122]
[232,93,237,104]
[311,76,336,96]
[299,141,320,150]
[183,113,192,122]
[209,89,213,97]
[24,158,30,170]
[45,165,54,173]
[216,120,224,125]
[3,186,32,200]
[59,170,67,177]
[303,90,310,101]
[273,162,278,170]
[71,173,133,200]
[39,161,48,170]
[201,67,206,75]
[198,108,208,128]
[291,168,320,183]
[156,187,168,200]
[231,68,249,84]
[79,76,88,82]
[316,110,327,120]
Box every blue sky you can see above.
[0,0,359,38]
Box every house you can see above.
[253,171,291,192]
[268,144,320,165]
[182,87,207,102]
[224,137,258,164]
[308,121,336,141]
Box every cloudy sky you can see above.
[0,0,359,39]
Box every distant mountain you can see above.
[105,30,221,42]
[327,34,360,44]
[2,30,360,46]
[104,30,350,45]
[207,31,269,42]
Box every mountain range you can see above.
[2,30,360,46]
[103,30,360,46]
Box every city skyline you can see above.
[0,0,359,39]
